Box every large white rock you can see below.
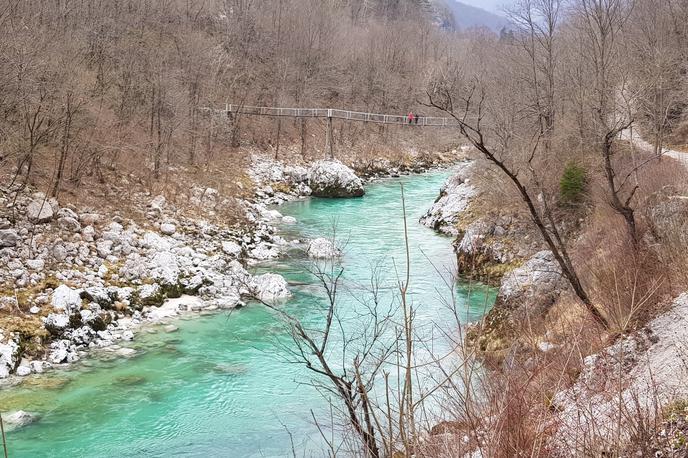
[16,365,31,376]
[141,232,172,251]
[252,273,291,302]
[138,283,164,307]
[308,160,365,198]
[249,242,279,261]
[306,238,342,259]
[30,360,49,374]
[420,161,477,235]
[43,313,70,334]
[27,199,54,223]
[221,241,242,257]
[150,251,180,287]
[48,339,74,364]
[51,285,82,311]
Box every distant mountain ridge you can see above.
[431,0,509,32]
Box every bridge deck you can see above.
[219,104,458,127]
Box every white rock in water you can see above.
[51,285,82,311]
[282,216,297,224]
[16,365,31,376]
[0,229,19,248]
[3,411,38,429]
[221,241,242,257]
[252,273,291,302]
[160,223,176,235]
[164,325,178,333]
[27,199,54,223]
[30,360,49,374]
[122,330,134,341]
[262,209,283,220]
[308,160,365,198]
[115,347,136,357]
[306,238,341,259]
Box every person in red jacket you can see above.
[407,111,414,124]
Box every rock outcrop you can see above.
[308,160,365,198]
[495,250,567,314]
[550,293,688,455]
[466,251,568,356]
[420,161,477,235]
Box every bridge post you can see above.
[325,115,334,159]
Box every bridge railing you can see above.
[219,104,458,127]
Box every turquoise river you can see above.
[0,169,494,457]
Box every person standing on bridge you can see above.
[407,111,414,124]
[415,113,421,125]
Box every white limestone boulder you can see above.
[252,273,291,302]
[3,411,38,430]
[51,285,83,311]
[306,238,342,259]
[308,160,365,198]
[27,199,54,223]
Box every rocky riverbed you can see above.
[0,156,382,382]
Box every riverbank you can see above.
[419,141,688,455]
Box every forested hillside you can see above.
[0,0,456,200]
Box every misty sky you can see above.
[458,0,516,15]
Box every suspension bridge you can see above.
[210,103,459,158]
[221,104,458,127]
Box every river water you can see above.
[0,169,494,457]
